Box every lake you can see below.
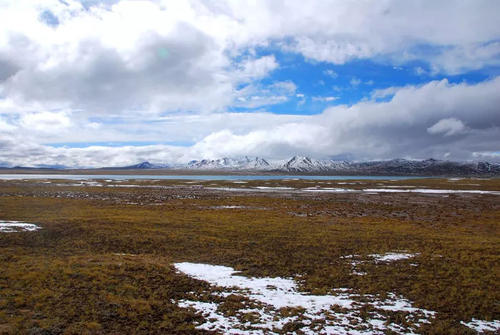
[0,174,429,181]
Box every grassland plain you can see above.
[0,178,499,334]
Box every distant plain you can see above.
[0,177,498,334]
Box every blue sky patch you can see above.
[232,47,496,115]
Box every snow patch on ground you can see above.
[0,221,42,233]
[342,253,417,276]
[44,181,498,197]
[174,262,435,334]
[206,205,267,210]
[363,188,500,195]
[210,205,249,209]
[61,181,103,187]
[384,185,417,188]
[302,187,353,193]
[461,318,500,333]
[369,252,417,262]
[106,184,168,189]
[206,187,257,192]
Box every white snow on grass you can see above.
[58,181,103,187]
[203,186,500,196]
[106,184,168,189]
[0,221,42,233]
[174,262,435,334]
[461,318,500,333]
[384,185,417,188]
[369,252,418,262]
[206,205,267,210]
[303,187,500,195]
[206,187,258,192]
[209,205,249,209]
[206,187,295,193]
[342,253,418,276]
[302,187,353,193]
[363,188,500,195]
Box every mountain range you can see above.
[109,156,500,176]
[2,156,499,176]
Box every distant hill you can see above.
[101,161,170,170]
[106,156,500,176]
[187,156,272,170]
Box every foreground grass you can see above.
[0,178,499,334]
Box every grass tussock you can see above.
[0,178,498,333]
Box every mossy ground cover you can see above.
[0,178,498,334]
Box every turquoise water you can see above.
[0,174,429,181]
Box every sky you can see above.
[0,0,499,167]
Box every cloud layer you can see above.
[0,0,499,167]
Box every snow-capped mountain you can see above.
[240,156,273,169]
[342,158,500,175]
[107,156,500,176]
[282,156,350,172]
[283,156,320,172]
[187,156,272,170]
[108,161,170,169]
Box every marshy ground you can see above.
[0,177,499,334]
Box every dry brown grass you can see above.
[0,178,498,333]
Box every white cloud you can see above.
[20,111,72,133]
[232,80,296,109]
[0,0,497,118]
[312,96,337,102]
[2,76,499,167]
[291,36,376,64]
[0,1,499,166]
[235,55,279,82]
[371,86,405,100]
[473,151,500,159]
[350,77,361,86]
[0,1,497,118]
[269,80,297,95]
[427,118,467,136]
[427,41,500,75]
[323,69,338,78]
[414,67,427,76]
[0,117,16,132]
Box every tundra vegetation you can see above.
[0,177,498,334]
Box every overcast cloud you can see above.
[0,0,499,167]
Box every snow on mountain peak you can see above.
[187,157,272,170]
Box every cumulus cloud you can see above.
[0,0,499,167]
[1,77,499,167]
[20,111,72,133]
[1,0,498,115]
[186,78,500,163]
[0,1,282,117]
[235,55,279,82]
[233,80,296,109]
[427,118,468,136]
